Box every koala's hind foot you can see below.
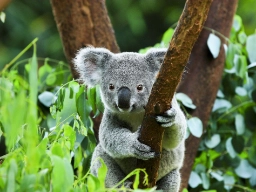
[156,169,180,192]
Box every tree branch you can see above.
[50,0,120,79]
[137,0,213,188]
[178,0,238,190]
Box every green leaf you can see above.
[38,91,57,107]
[212,99,232,112]
[0,12,6,23]
[87,86,97,113]
[46,73,57,85]
[231,135,244,154]
[200,172,210,190]
[233,15,242,31]
[161,28,174,45]
[249,169,256,187]
[238,31,247,44]
[251,89,256,102]
[189,171,202,188]
[205,134,220,149]
[210,171,223,181]
[246,34,256,63]
[175,92,196,109]
[248,147,256,167]
[5,159,18,192]
[235,114,245,135]
[234,54,247,80]
[51,155,74,192]
[235,159,254,179]
[225,43,236,69]
[225,137,237,158]
[224,174,235,190]
[217,90,225,98]
[207,33,221,59]
[64,124,76,150]
[235,86,247,96]
[98,159,107,189]
[187,117,203,138]
[51,143,64,158]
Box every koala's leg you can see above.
[91,145,130,188]
[156,169,181,192]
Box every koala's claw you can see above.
[132,139,157,160]
[156,108,176,128]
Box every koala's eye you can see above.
[109,84,115,90]
[137,84,143,91]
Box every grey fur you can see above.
[74,47,187,192]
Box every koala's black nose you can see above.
[117,87,131,110]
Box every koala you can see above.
[74,47,187,192]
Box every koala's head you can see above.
[74,47,166,113]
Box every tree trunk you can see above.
[50,0,120,139]
[50,0,120,79]
[178,0,238,190]
[137,0,212,188]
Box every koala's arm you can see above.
[99,111,157,160]
[156,98,187,150]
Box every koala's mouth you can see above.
[114,103,136,113]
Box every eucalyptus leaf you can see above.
[210,171,223,181]
[38,91,57,107]
[238,31,247,44]
[200,172,210,190]
[212,99,232,112]
[233,15,242,31]
[248,62,256,69]
[175,92,196,109]
[235,86,247,96]
[207,33,221,59]
[225,137,237,158]
[249,169,256,187]
[189,171,202,188]
[246,34,256,63]
[235,114,245,135]
[205,134,220,149]
[235,159,254,179]
[224,174,235,190]
[187,117,203,138]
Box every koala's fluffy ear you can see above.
[74,47,112,87]
[145,48,167,74]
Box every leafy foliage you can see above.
[0,12,256,192]
[0,39,152,191]
[189,15,256,191]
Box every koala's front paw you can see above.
[132,139,158,160]
[156,107,177,128]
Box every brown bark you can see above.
[137,0,213,188]
[0,0,10,11]
[50,0,120,139]
[50,0,120,79]
[178,0,238,190]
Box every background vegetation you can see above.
[0,0,256,68]
[0,0,256,191]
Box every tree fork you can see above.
[178,0,238,190]
[137,0,213,188]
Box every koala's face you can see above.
[74,47,166,113]
[100,54,153,113]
